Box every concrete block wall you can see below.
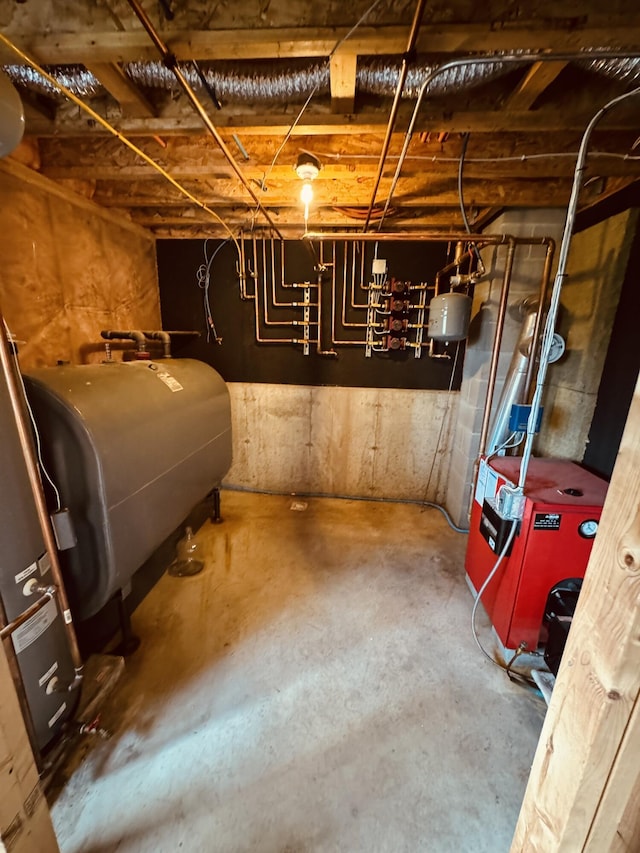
[535,208,638,461]
[446,209,566,528]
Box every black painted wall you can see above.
[157,239,465,390]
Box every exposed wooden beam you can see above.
[87,175,575,208]
[504,61,568,110]
[330,53,358,114]
[128,206,475,228]
[84,62,157,117]
[3,21,639,65]
[512,373,640,851]
[38,155,640,181]
[25,107,640,138]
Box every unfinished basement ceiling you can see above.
[1,0,639,238]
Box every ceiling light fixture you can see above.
[295,152,321,228]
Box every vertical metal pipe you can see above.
[517,83,640,491]
[316,249,338,357]
[362,0,427,232]
[0,316,83,674]
[478,238,516,456]
[523,238,555,401]
[281,240,286,290]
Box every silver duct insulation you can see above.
[126,58,329,100]
[3,64,102,98]
[357,57,511,97]
[3,55,640,103]
[486,300,539,456]
[585,57,640,85]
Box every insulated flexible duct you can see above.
[5,55,640,103]
[3,63,103,98]
[585,56,640,85]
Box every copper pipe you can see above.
[261,239,309,324]
[251,242,305,345]
[0,313,83,680]
[125,0,283,239]
[332,243,366,344]
[523,239,556,401]
[363,0,427,232]
[306,231,497,242]
[342,240,368,328]
[0,588,56,642]
[317,254,338,357]
[477,238,517,457]
[434,243,491,290]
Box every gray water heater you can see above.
[0,368,78,751]
[428,292,472,342]
[25,359,232,621]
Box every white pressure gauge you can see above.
[548,333,566,364]
[578,519,599,539]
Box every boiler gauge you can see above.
[548,333,566,364]
[578,519,599,539]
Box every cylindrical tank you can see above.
[0,362,78,751]
[24,359,232,621]
[428,292,472,342]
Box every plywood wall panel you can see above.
[0,168,159,370]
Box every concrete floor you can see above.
[50,491,545,853]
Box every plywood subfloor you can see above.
[50,491,545,852]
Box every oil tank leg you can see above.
[211,487,223,524]
[113,590,141,656]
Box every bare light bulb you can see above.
[300,181,314,228]
[300,181,314,205]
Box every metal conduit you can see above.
[362,0,426,233]
[517,82,640,492]
[124,0,283,240]
[376,48,640,231]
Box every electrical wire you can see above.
[419,341,470,534]
[0,32,243,258]
[458,133,473,235]
[255,0,388,206]
[471,522,517,668]
[196,240,229,342]
[222,482,466,533]
[457,133,484,272]
[2,320,62,512]
[307,150,640,164]
[486,430,525,461]
[469,519,542,692]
